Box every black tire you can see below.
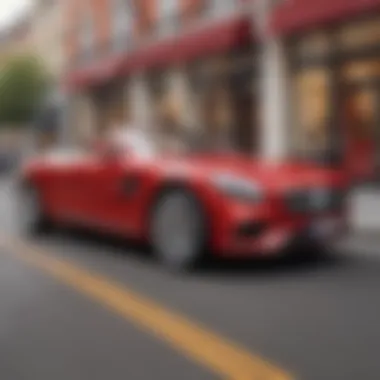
[308,240,333,261]
[150,188,208,272]
[287,236,330,263]
[18,185,52,236]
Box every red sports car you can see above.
[18,130,348,270]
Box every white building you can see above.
[31,0,67,145]
[31,0,64,80]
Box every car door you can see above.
[80,154,140,236]
[48,152,95,223]
[36,151,87,221]
[65,155,100,223]
[80,130,155,236]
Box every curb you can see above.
[336,232,380,259]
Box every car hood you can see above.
[156,154,347,192]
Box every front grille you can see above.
[285,188,344,214]
[236,221,267,238]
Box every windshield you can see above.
[109,129,161,159]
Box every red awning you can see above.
[64,54,123,90]
[65,16,253,91]
[117,16,252,74]
[271,0,380,35]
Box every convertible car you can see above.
[18,130,348,270]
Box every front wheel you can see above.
[150,188,208,271]
[287,236,331,263]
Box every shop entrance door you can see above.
[341,59,380,183]
[93,81,126,134]
[230,64,256,154]
[341,80,380,183]
[232,91,256,154]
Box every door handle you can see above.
[120,176,140,197]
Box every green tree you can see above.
[0,55,50,126]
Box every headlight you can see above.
[211,173,263,202]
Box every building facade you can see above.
[63,0,256,150]
[63,0,380,183]
[271,0,380,182]
[29,0,67,148]
[0,13,32,63]
[31,0,64,82]
[0,13,33,152]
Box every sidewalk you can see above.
[337,232,380,259]
[349,188,380,232]
[338,188,380,259]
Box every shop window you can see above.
[191,57,230,91]
[342,59,380,82]
[157,0,179,36]
[92,82,127,132]
[228,49,256,153]
[189,57,230,125]
[340,60,380,181]
[162,76,190,129]
[147,71,193,153]
[206,0,239,18]
[337,17,380,51]
[112,0,134,52]
[293,31,331,62]
[341,85,378,181]
[148,72,180,130]
[344,87,375,140]
[229,49,256,93]
[341,60,380,142]
[201,86,232,132]
[79,8,94,64]
[187,51,256,153]
[292,68,331,157]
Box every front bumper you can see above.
[217,214,347,258]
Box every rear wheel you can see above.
[150,188,207,271]
[19,185,52,235]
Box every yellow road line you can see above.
[0,235,294,380]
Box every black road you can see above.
[0,178,379,380]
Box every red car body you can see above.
[20,144,348,262]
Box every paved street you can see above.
[0,177,380,380]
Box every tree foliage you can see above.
[0,55,50,126]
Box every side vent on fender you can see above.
[121,176,141,196]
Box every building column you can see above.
[129,74,152,130]
[64,94,80,146]
[56,88,70,147]
[167,68,197,131]
[260,38,289,161]
[254,0,289,162]
[73,92,97,145]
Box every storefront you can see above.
[186,45,257,153]
[65,14,255,153]
[90,79,128,134]
[144,68,188,152]
[288,15,380,182]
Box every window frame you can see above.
[79,6,95,64]
[156,0,180,37]
[288,15,380,182]
[205,0,239,19]
[111,0,135,52]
